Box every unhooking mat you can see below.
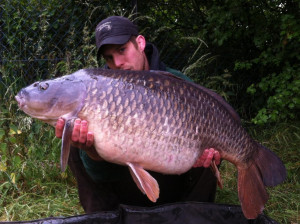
[1,202,279,224]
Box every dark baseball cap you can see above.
[95,16,139,56]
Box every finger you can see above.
[203,148,214,168]
[55,118,65,138]
[79,120,88,144]
[193,149,209,168]
[72,118,82,142]
[214,151,221,165]
[86,132,94,147]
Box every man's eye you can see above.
[119,47,125,53]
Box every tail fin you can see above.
[238,163,269,219]
[255,144,286,186]
[238,143,286,219]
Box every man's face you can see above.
[101,37,146,71]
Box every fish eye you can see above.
[39,83,49,91]
[33,82,39,87]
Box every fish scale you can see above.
[15,68,286,219]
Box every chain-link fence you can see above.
[0,0,206,86]
[1,1,99,83]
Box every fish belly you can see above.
[87,119,201,174]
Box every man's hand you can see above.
[55,118,102,160]
[55,118,94,147]
[192,148,221,168]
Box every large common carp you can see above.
[15,68,286,219]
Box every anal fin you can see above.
[127,162,159,202]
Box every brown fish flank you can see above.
[15,68,286,219]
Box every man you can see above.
[56,16,220,213]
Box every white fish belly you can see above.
[92,124,201,174]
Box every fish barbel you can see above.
[15,68,286,219]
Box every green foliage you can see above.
[247,67,300,124]
[1,0,100,84]
[201,0,300,122]
[0,66,82,221]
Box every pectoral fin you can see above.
[210,160,223,189]
[60,119,75,172]
[127,162,159,202]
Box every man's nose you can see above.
[113,56,124,68]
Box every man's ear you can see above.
[136,35,146,52]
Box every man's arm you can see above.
[55,118,221,167]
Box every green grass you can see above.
[0,84,299,222]
[0,182,83,221]
[0,82,84,221]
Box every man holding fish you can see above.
[55,16,220,213]
[16,15,286,218]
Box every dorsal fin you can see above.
[150,70,183,81]
[150,70,241,123]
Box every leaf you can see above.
[10,124,18,133]
[0,128,5,140]
[0,162,7,172]
[13,156,22,168]
[10,172,16,184]
[61,172,68,179]
[0,143,7,154]
[9,136,17,143]
[9,124,22,135]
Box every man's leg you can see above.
[68,146,119,212]
[182,167,217,202]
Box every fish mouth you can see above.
[15,95,25,109]
[15,94,44,118]
[15,94,63,126]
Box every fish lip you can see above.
[15,95,25,108]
